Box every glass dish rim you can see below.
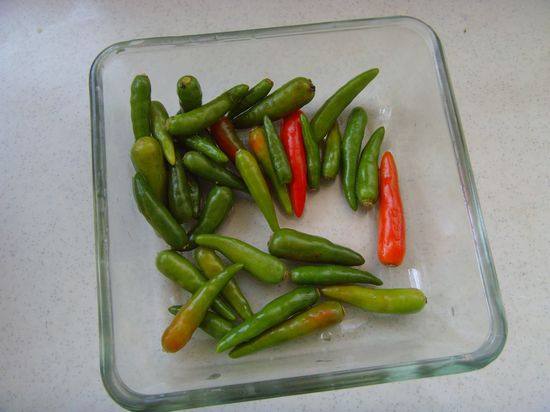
[89,15,507,411]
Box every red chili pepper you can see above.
[280,110,307,217]
[378,151,405,266]
[210,116,244,161]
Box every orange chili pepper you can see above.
[378,152,405,266]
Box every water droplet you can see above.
[320,331,332,341]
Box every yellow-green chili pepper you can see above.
[168,306,234,341]
[235,149,280,232]
[321,286,427,314]
[150,100,176,165]
[194,247,253,320]
[131,136,167,203]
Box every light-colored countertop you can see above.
[1,1,548,410]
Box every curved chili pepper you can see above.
[291,265,382,286]
[131,136,167,203]
[235,149,280,232]
[248,127,293,216]
[189,185,234,245]
[132,173,188,250]
[322,123,341,180]
[268,228,364,266]
[341,107,368,210]
[194,234,288,284]
[263,115,292,185]
[210,116,244,161]
[182,151,247,192]
[356,126,385,207]
[280,110,307,217]
[299,112,321,190]
[166,84,249,136]
[168,307,233,341]
[150,100,176,165]
[194,247,253,320]
[162,262,243,352]
[233,77,315,128]
[311,68,379,141]
[228,78,274,119]
[321,286,426,314]
[378,151,406,266]
[182,134,229,164]
[167,155,194,224]
[229,301,345,358]
[216,286,320,352]
[156,250,237,321]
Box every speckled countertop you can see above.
[1,1,549,410]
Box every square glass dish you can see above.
[90,16,506,411]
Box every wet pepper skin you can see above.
[229,301,345,358]
[216,286,320,352]
[378,151,406,266]
[162,263,243,352]
[280,111,307,217]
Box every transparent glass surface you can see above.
[90,16,506,411]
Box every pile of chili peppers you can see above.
[129,69,424,357]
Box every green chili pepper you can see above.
[248,127,293,216]
[186,172,201,218]
[291,265,382,286]
[299,113,321,190]
[233,78,315,128]
[228,78,274,119]
[189,186,234,243]
[168,307,234,341]
[341,107,368,210]
[268,228,364,266]
[182,134,229,164]
[194,247,253,320]
[162,262,243,352]
[263,115,292,185]
[167,155,194,224]
[229,301,345,358]
[235,149,280,232]
[356,126,385,207]
[130,74,151,139]
[166,84,249,136]
[131,136,168,203]
[216,286,319,352]
[194,234,288,284]
[311,68,378,142]
[322,123,341,180]
[150,101,176,165]
[177,75,202,112]
[182,151,247,192]
[156,250,237,321]
[133,173,188,250]
[321,286,427,314]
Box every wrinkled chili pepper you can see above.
[280,110,307,217]
[378,151,406,266]
[162,263,243,352]
[210,116,244,161]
